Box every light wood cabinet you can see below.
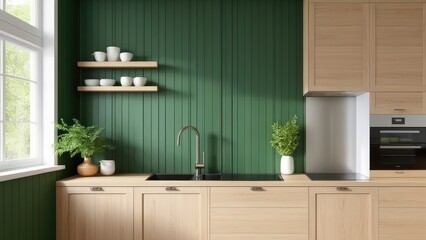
[210,187,309,240]
[379,187,426,240]
[56,186,134,240]
[133,187,208,240]
[309,187,378,240]
[370,3,425,91]
[370,91,426,114]
[304,0,370,95]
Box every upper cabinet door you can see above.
[370,3,425,91]
[304,1,370,95]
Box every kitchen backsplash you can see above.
[79,0,305,173]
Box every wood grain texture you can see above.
[370,3,425,91]
[77,86,158,92]
[379,208,426,233]
[370,170,426,178]
[379,187,426,207]
[307,2,369,93]
[210,186,308,208]
[57,187,134,240]
[134,187,208,240]
[370,92,426,114]
[210,208,308,234]
[78,61,158,68]
[309,187,378,240]
[79,0,305,174]
[379,234,426,240]
[210,234,308,240]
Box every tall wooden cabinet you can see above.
[56,187,134,240]
[309,187,378,240]
[304,0,370,95]
[370,2,426,114]
[133,187,208,240]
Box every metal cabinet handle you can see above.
[165,187,179,191]
[395,171,405,174]
[394,108,406,111]
[90,187,104,192]
[337,187,351,192]
[251,187,265,191]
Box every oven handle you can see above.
[380,130,420,134]
[380,146,422,149]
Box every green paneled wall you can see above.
[79,0,305,174]
[0,0,79,239]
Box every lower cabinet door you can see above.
[56,186,134,240]
[309,187,378,240]
[210,187,309,240]
[134,187,208,240]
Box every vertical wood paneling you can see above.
[0,0,79,239]
[79,0,304,174]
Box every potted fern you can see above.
[54,119,114,176]
[270,115,300,174]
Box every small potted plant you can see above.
[54,119,114,176]
[270,115,300,174]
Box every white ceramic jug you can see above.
[100,160,115,175]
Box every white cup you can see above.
[120,52,133,62]
[92,51,107,62]
[133,77,147,86]
[100,160,115,176]
[120,76,133,86]
[106,46,120,61]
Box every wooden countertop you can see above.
[56,173,426,187]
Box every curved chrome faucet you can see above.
[177,126,205,179]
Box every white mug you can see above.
[106,46,120,61]
[120,76,133,86]
[92,51,107,62]
[133,77,147,86]
[120,52,133,62]
[100,160,115,175]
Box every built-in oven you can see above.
[370,115,426,170]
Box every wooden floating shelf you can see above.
[77,61,158,68]
[77,86,159,92]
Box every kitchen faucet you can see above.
[176,126,205,180]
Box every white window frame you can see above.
[0,0,64,181]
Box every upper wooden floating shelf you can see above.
[78,86,158,92]
[77,61,158,68]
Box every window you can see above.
[0,39,40,170]
[0,0,58,174]
[1,0,38,27]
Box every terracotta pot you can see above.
[77,157,98,176]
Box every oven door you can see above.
[370,128,426,170]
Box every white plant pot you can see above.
[280,156,294,175]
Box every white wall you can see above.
[305,93,370,175]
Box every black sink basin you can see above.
[146,173,222,181]
[146,174,194,181]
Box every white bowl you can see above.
[120,76,133,86]
[133,77,147,86]
[84,79,100,86]
[92,51,107,62]
[100,79,116,86]
[120,52,133,62]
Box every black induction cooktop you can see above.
[306,173,368,181]
[221,173,283,181]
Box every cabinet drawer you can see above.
[370,92,426,114]
[210,234,308,240]
[379,187,426,207]
[379,208,426,234]
[210,208,308,234]
[210,187,308,208]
